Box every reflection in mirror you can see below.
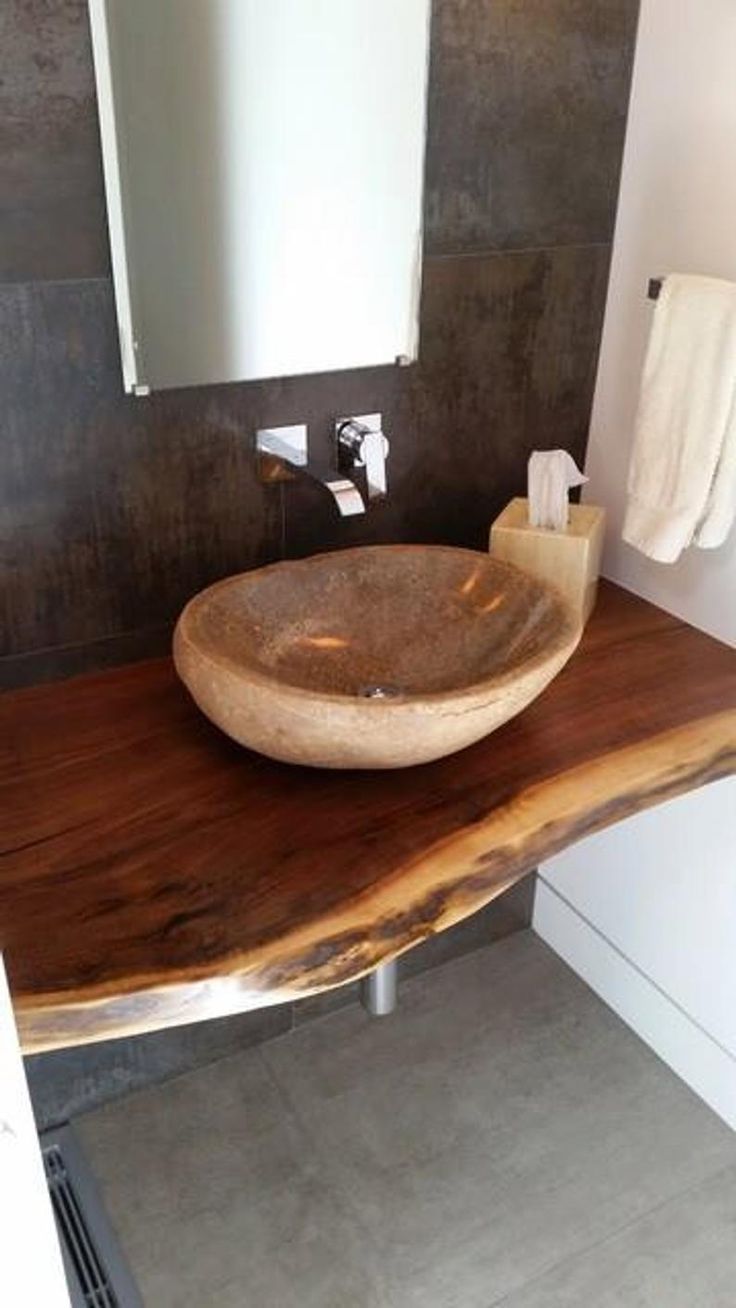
[88,0,431,394]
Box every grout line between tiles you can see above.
[0,274,112,290]
[0,243,613,297]
[425,240,612,264]
[1,622,172,666]
[485,1160,736,1308]
[256,1042,402,1307]
[257,1041,390,1269]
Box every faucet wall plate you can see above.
[256,423,307,483]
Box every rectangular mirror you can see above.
[88,0,431,394]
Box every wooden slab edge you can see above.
[16,708,736,1053]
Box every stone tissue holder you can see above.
[490,452,606,625]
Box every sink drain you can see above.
[357,684,404,700]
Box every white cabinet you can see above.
[0,956,70,1306]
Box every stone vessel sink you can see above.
[173,545,582,769]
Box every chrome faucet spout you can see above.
[256,424,366,517]
[320,473,366,517]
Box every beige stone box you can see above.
[490,498,606,624]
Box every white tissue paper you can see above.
[527,450,587,531]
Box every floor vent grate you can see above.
[41,1126,143,1308]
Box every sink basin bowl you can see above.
[173,545,581,769]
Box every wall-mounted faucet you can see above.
[256,415,389,518]
[336,413,389,500]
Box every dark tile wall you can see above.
[1,0,640,687]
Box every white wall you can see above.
[535,0,736,1127]
[584,0,736,644]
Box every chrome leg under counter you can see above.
[360,961,398,1017]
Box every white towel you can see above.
[623,273,736,563]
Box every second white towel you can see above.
[623,273,736,563]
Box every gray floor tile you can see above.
[76,1045,389,1307]
[495,1164,736,1308]
[76,933,736,1308]
[263,933,736,1308]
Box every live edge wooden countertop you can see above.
[1,581,735,1054]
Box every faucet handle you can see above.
[360,429,389,499]
[336,414,389,500]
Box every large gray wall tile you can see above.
[0,0,109,281]
[0,278,281,665]
[426,0,640,253]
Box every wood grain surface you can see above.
[1,582,735,1053]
